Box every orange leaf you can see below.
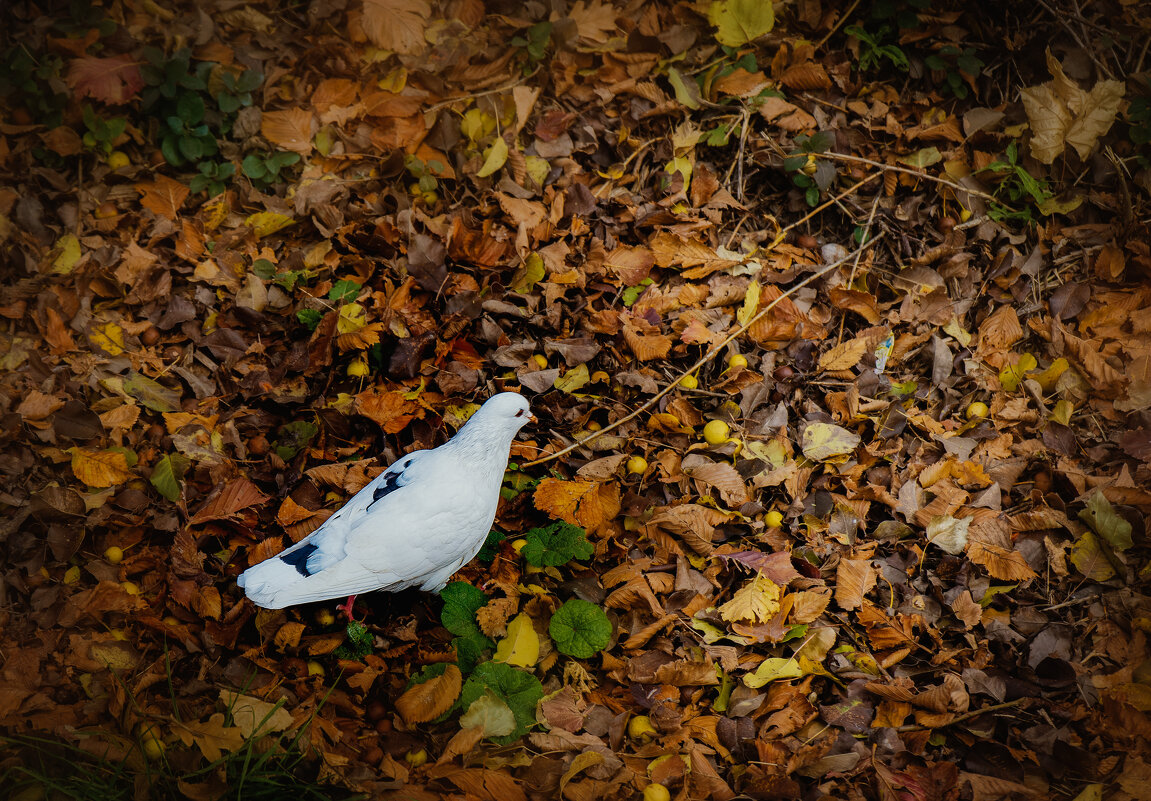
[533,477,606,528]
[190,478,272,525]
[395,664,461,724]
[834,558,876,611]
[70,447,133,488]
[67,55,143,104]
[359,0,431,55]
[137,175,190,220]
[261,108,315,154]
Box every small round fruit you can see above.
[346,359,370,378]
[138,723,166,760]
[306,660,325,676]
[727,354,748,370]
[627,456,648,475]
[121,581,140,595]
[105,546,124,564]
[532,354,548,368]
[95,201,118,219]
[511,538,527,553]
[678,374,698,389]
[409,182,422,195]
[702,420,731,446]
[63,566,81,584]
[248,434,270,456]
[644,784,671,801]
[141,326,161,346]
[82,132,97,148]
[585,420,602,431]
[163,616,180,626]
[421,191,438,206]
[628,714,657,741]
[366,699,387,721]
[406,748,428,767]
[966,401,989,420]
[106,151,130,169]
[315,608,336,626]
[764,510,783,528]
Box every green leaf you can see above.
[460,689,516,737]
[334,620,373,660]
[274,420,318,460]
[124,370,183,412]
[440,581,492,641]
[510,252,545,294]
[453,633,487,674]
[296,308,323,330]
[150,453,190,501]
[460,661,543,743]
[521,521,593,567]
[1079,490,1133,552]
[328,279,361,303]
[549,599,612,658]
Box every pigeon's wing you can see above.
[238,450,432,608]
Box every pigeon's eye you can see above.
[515,409,525,417]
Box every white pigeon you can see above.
[238,392,533,612]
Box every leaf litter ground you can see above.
[2,0,1151,799]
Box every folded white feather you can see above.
[238,392,532,609]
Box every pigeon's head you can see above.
[479,392,534,428]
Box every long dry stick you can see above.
[523,228,888,468]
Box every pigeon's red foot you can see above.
[337,595,358,622]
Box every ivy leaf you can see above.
[460,661,542,743]
[521,521,593,567]
[549,599,612,658]
[441,581,492,643]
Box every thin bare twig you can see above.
[522,230,887,468]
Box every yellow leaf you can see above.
[52,233,82,274]
[708,0,774,47]
[70,447,133,488]
[737,280,760,327]
[743,656,802,688]
[245,211,295,238]
[999,352,1037,391]
[90,322,124,356]
[800,422,861,462]
[1029,357,1068,392]
[493,613,540,667]
[337,302,366,335]
[719,574,781,623]
[553,363,590,394]
[477,136,508,178]
[818,337,869,372]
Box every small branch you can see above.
[895,699,1030,733]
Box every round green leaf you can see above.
[549,599,612,658]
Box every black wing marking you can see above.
[366,457,413,511]
[280,542,319,577]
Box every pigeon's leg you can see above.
[337,595,358,621]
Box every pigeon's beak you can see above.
[529,414,538,424]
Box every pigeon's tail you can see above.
[237,555,305,609]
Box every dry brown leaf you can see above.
[359,0,431,54]
[685,460,749,506]
[395,664,462,724]
[137,175,190,221]
[967,541,1037,582]
[819,337,869,372]
[70,447,133,488]
[190,478,271,525]
[261,108,315,154]
[835,558,877,611]
[789,590,831,624]
[273,622,306,651]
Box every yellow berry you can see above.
[533,354,548,368]
[585,420,602,431]
[405,748,428,767]
[727,354,748,370]
[346,359,370,378]
[306,660,325,676]
[137,723,166,760]
[764,510,784,528]
[959,207,972,222]
[702,419,730,445]
[315,609,336,626]
[627,456,648,475]
[966,401,989,420]
[63,566,81,584]
[104,546,124,564]
[121,581,140,595]
[163,616,180,626]
[511,538,527,553]
[106,151,130,169]
[421,191,438,206]
[644,784,671,801]
[628,714,657,741]
[678,374,698,389]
